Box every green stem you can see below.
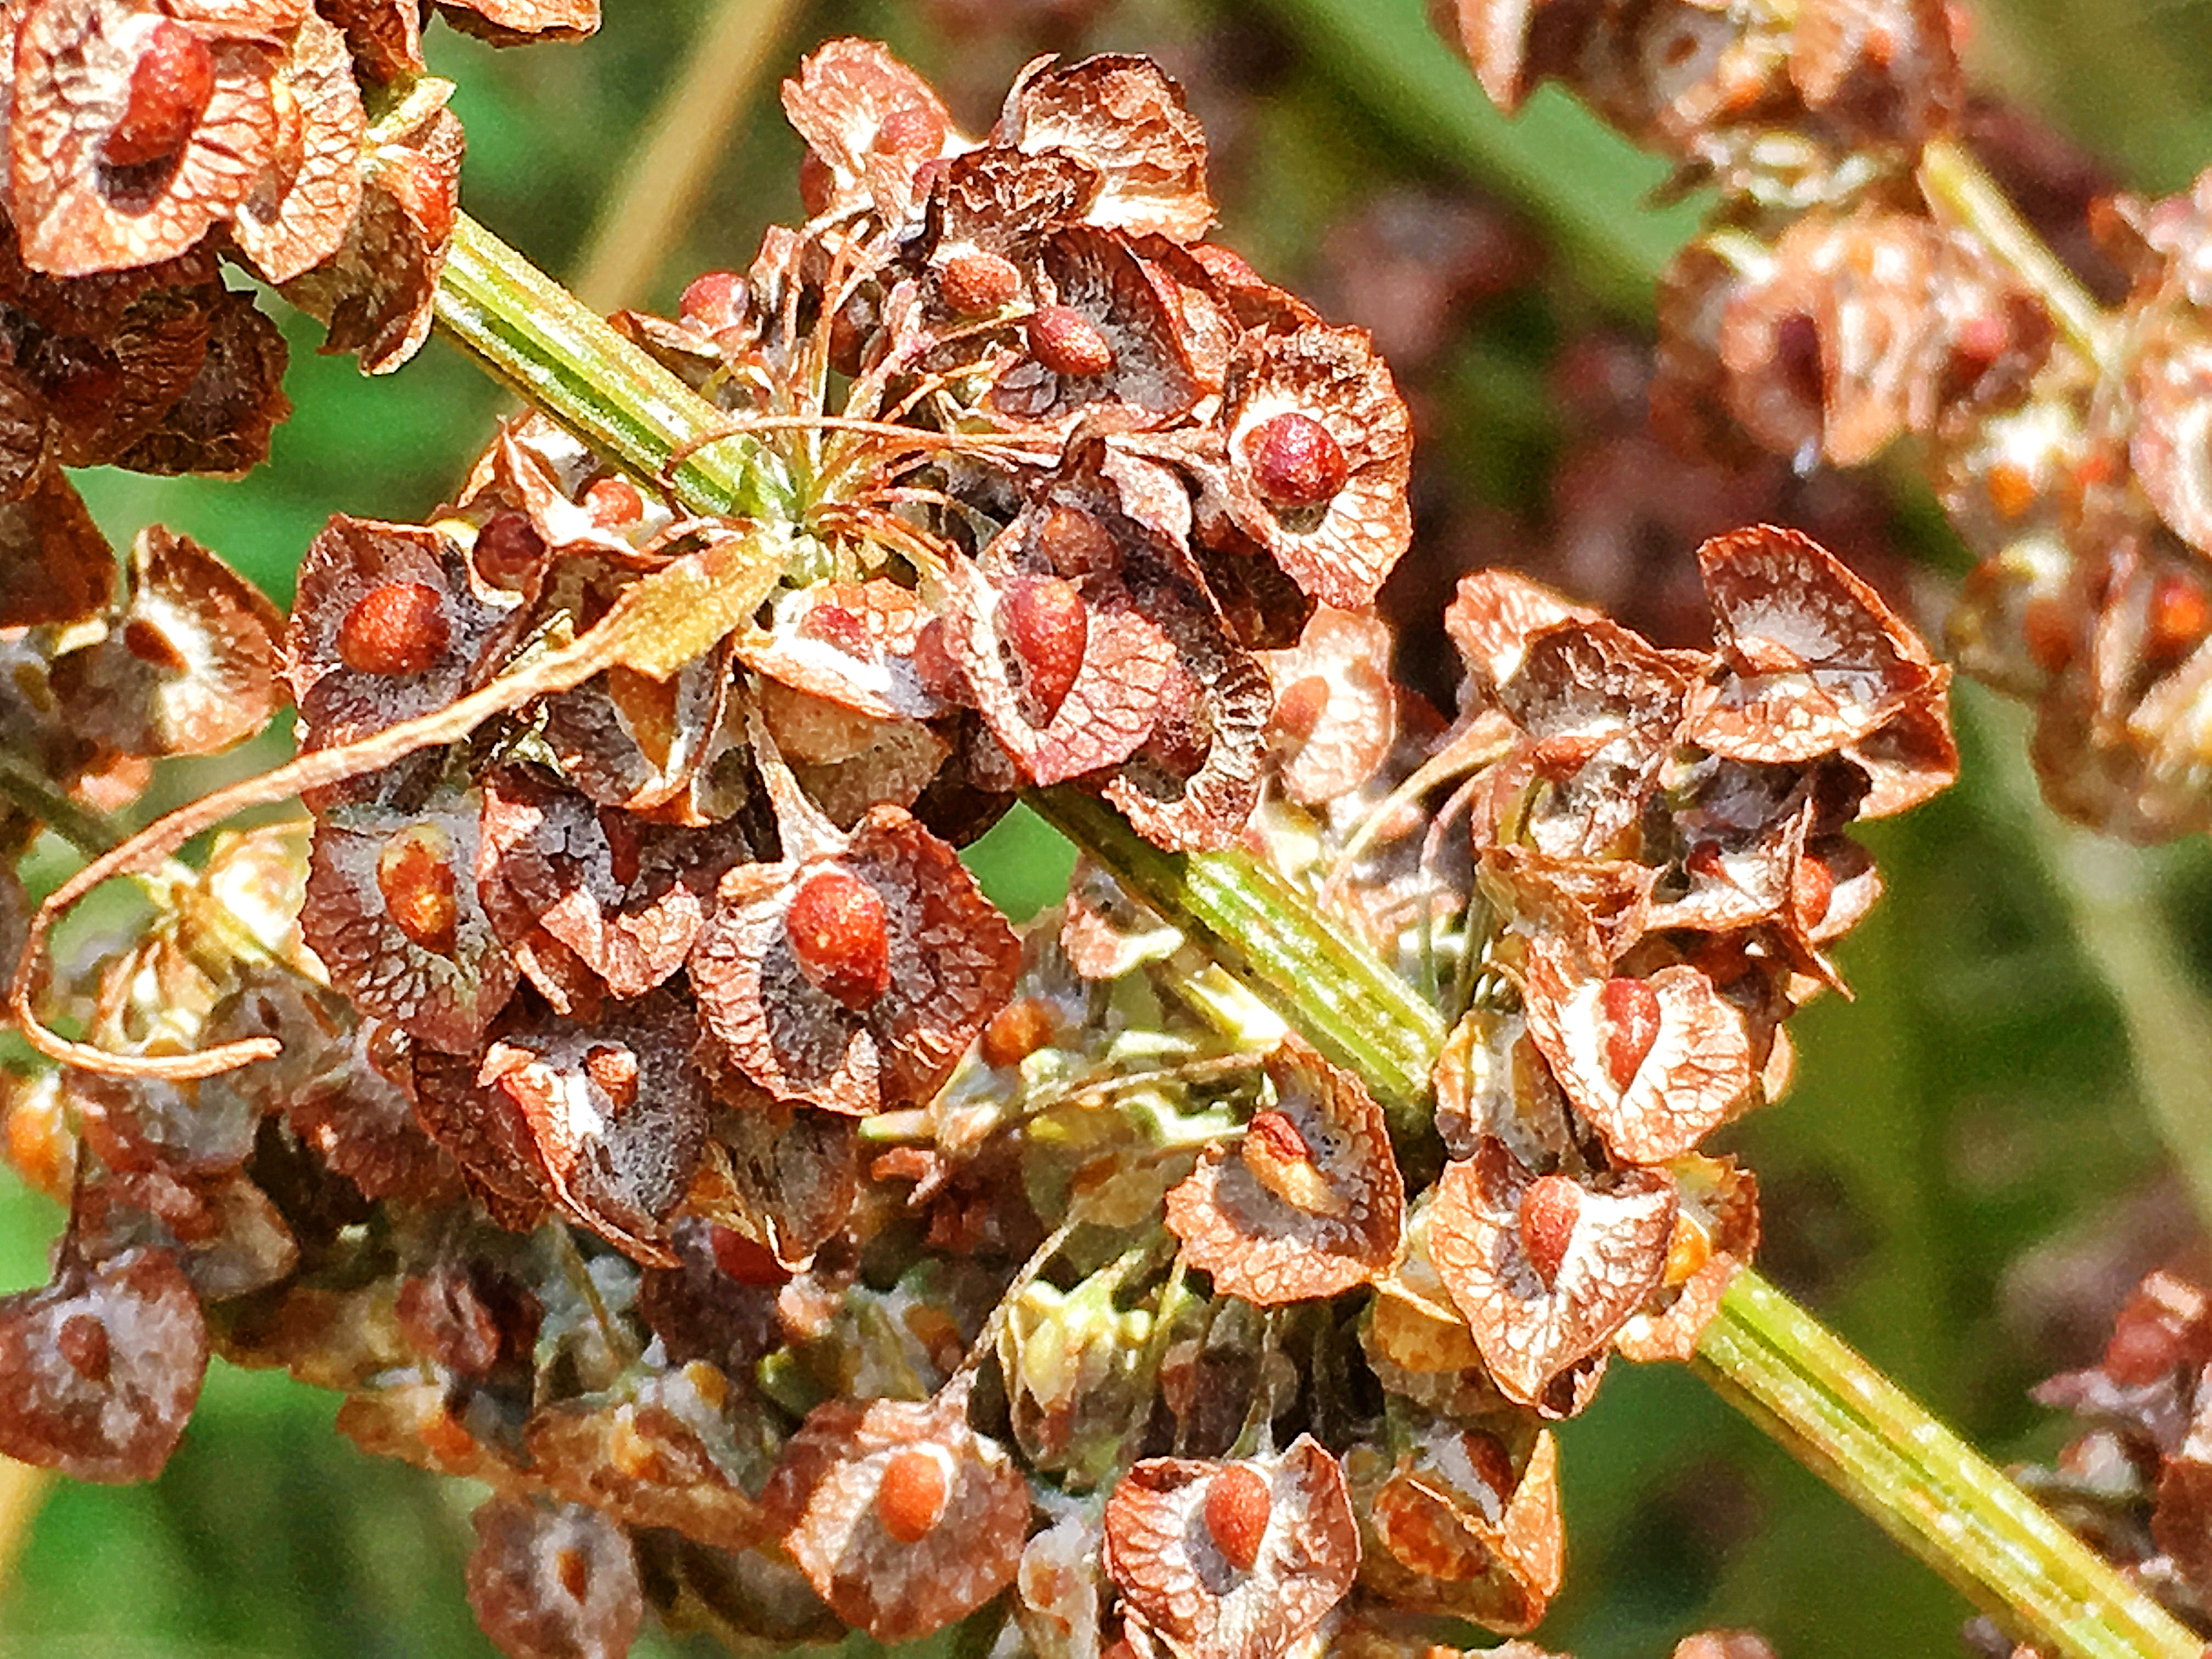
[0,752,120,857]
[423,205,2191,1659]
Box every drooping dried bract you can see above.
[764,1392,1031,1643]
[465,1496,642,1659]
[0,1246,207,1482]
[1427,1142,1676,1410]
[1103,1435,1361,1658]
[1164,1040,1405,1304]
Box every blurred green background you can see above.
[8,0,2212,1653]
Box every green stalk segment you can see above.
[424,205,2198,1659]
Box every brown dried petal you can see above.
[232,9,365,283]
[1520,943,1753,1164]
[109,281,292,476]
[0,467,110,624]
[735,579,947,724]
[315,0,424,80]
[302,781,518,1053]
[13,1,280,275]
[54,523,284,757]
[764,1394,1031,1643]
[996,54,1213,244]
[941,549,1175,785]
[1102,1435,1360,1659]
[1685,524,1942,764]
[1262,606,1397,804]
[1453,0,1606,114]
[1218,324,1412,611]
[1355,1423,1563,1633]
[929,145,1102,263]
[475,992,709,1265]
[434,0,597,43]
[986,228,1200,433]
[1427,1141,1676,1409]
[690,808,1019,1114]
[522,1373,768,1555]
[541,642,738,819]
[285,515,526,752]
[687,1098,857,1269]
[478,769,749,1003]
[1164,1039,1404,1304]
[1790,0,1961,148]
[0,1246,206,1482]
[780,37,954,225]
[1444,571,1603,708]
[1616,1155,1759,1362]
[287,103,461,373]
[465,1496,642,1659]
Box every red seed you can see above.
[2146,572,2211,665]
[585,477,644,531]
[873,102,946,157]
[679,270,747,334]
[939,250,1022,317]
[708,1224,790,1286]
[337,583,450,677]
[122,618,189,673]
[1599,977,1662,1090]
[798,150,836,217]
[1459,1430,1515,1504]
[103,20,215,169]
[582,1045,639,1113]
[798,601,873,658]
[554,1545,590,1605]
[377,828,460,956]
[1518,1174,1582,1289]
[1000,574,1088,723]
[980,997,1056,1069]
[1791,854,1835,933]
[57,1312,110,1384]
[1203,1463,1271,1572]
[1036,504,1119,577]
[1244,1109,1310,1165]
[1026,305,1114,377]
[1243,412,1348,508]
[1272,675,1330,742]
[473,514,545,591]
[2020,595,2076,675]
[785,867,892,1011]
[875,1448,949,1543]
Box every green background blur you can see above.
[9,0,2212,1652]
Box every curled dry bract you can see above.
[1103,1434,1361,1659]
[1164,1039,1404,1304]
[764,1392,1031,1643]
[465,1494,642,1659]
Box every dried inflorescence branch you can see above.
[0,28,1959,1659]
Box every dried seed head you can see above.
[939,249,1022,317]
[104,21,217,170]
[1244,411,1348,507]
[979,996,1057,1069]
[473,514,546,592]
[1599,977,1662,1090]
[1203,1463,1271,1571]
[786,866,893,1011]
[376,827,460,956]
[874,1448,951,1543]
[336,582,450,676]
[1518,1175,1581,1290]
[1001,573,1088,721]
[1026,304,1115,377]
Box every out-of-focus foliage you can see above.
[0,0,2203,1655]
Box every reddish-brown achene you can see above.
[785,867,893,1010]
[337,584,451,676]
[1202,1464,1271,1572]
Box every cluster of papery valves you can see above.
[2008,1269,2212,1642]
[0,0,601,896]
[1451,0,2212,842]
[0,33,1957,1659]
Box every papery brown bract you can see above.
[1102,1435,1361,1659]
[465,1494,642,1659]
[1427,1142,1675,1411]
[0,1245,207,1482]
[994,54,1214,244]
[230,10,365,284]
[435,0,598,44]
[781,36,957,226]
[1616,1155,1760,1362]
[763,1392,1031,1643]
[1262,607,1398,805]
[1164,1040,1404,1305]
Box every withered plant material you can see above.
[690,805,1020,1115]
[1353,1419,1564,1633]
[995,53,1214,243]
[1615,1155,1760,1362]
[1165,1039,1406,1304]
[435,0,598,45]
[0,1245,207,1482]
[465,1495,643,1659]
[764,1391,1032,1643]
[1102,1435,1361,1658]
[230,10,365,284]
[1427,1141,1677,1410]
[1261,606,1398,805]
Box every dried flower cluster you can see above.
[0,33,1961,1659]
[1448,0,2212,843]
[2011,1269,2212,1642]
